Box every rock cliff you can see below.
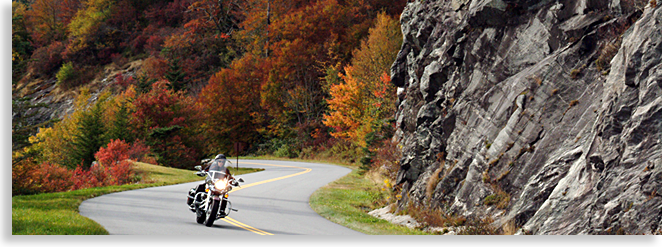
[390,0,662,234]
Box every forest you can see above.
[11,0,407,195]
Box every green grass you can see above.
[12,162,263,235]
[309,169,429,235]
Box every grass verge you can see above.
[11,162,263,235]
[309,169,428,235]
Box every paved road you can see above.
[79,160,361,235]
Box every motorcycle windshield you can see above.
[208,159,230,172]
[208,171,226,180]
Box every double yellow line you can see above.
[222,216,273,235]
[220,162,312,235]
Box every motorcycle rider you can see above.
[187,154,235,211]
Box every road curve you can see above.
[79,160,361,235]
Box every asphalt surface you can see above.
[78,159,362,235]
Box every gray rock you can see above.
[390,0,662,234]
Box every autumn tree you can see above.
[187,0,244,35]
[258,0,362,147]
[347,12,401,122]
[323,12,401,149]
[131,80,204,168]
[25,0,81,47]
[12,1,33,83]
[104,92,135,143]
[64,0,117,64]
[69,93,108,169]
[198,54,268,155]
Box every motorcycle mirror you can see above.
[237,177,244,183]
[194,165,202,171]
[195,171,205,177]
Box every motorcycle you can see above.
[187,160,244,227]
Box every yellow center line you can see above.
[222,162,311,235]
[222,217,273,235]
[230,162,312,193]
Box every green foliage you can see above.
[69,98,106,169]
[105,101,132,143]
[56,62,77,86]
[66,0,115,55]
[165,58,187,92]
[273,142,300,158]
[146,125,184,165]
[12,1,33,84]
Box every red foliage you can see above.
[144,0,188,28]
[37,162,74,193]
[15,151,137,193]
[142,56,168,79]
[198,54,268,153]
[27,41,65,76]
[114,74,136,88]
[127,139,151,162]
[12,157,42,195]
[93,139,137,185]
[25,0,81,47]
[95,139,130,166]
[132,81,204,167]
[71,165,104,190]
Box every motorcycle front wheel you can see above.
[204,199,220,227]
[195,203,205,224]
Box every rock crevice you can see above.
[391,0,662,234]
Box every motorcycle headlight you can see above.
[214,178,228,191]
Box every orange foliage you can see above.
[198,54,269,154]
[239,0,406,146]
[25,0,80,46]
[142,56,168,80]
[12,0,410,178]
[324,66,369,146]
[323,13,401,147]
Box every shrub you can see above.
[95,139,137,185]
[56,62,77,86]
[596,42,620,72]
[27,41,65,76]
[71,165,104,190]
[274,143,299,158]
[371,139,401,182]
[483,186,510,210]
[96,139,130,166]
[12,157,42,195]
[37,162,75,193]
[127,139,151,162]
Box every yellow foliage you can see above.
[324,66,374,147]
[29,87,117,167]
[66,0,114,53]
[323,13,401,147]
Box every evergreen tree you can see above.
[165,58,187,92]
[69,100,105,169]
[105,102,132,143]
[147,125,183,166]
[136,74,156,94]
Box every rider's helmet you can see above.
[215,154,226,160]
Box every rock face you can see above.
[390,0,662,234]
